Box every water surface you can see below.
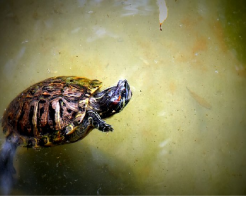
[0,0,246,195]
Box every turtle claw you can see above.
[101,124,113,132]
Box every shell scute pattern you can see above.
[2,77,100,142]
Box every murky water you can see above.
[0,0,246,195]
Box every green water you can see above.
[0,0,246,195]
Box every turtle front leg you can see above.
[87,110,113,132]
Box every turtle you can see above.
[0,76,132,192]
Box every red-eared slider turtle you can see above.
[0,76,132,192]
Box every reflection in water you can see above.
[86,25,119,42]
[0,0,246,196]
[116,0,154,17]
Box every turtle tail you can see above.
[0,136,19,195]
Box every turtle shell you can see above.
[2,76,102,147]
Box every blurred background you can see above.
[0,0,246,195]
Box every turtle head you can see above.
[91,80,132,118]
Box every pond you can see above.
[0,0,246,195]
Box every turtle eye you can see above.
[121,89,126,95]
